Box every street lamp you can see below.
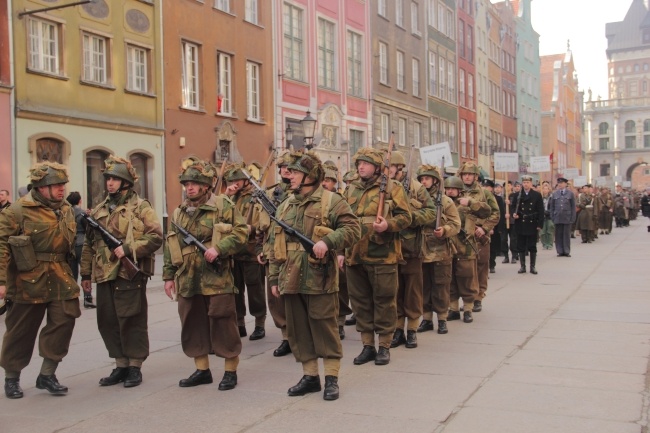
[285,124,293,149]
[301,110,317,150]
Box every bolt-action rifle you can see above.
[434,156,446,230]
[377,133,395,224]
[171,222,221,273]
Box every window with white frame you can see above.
[182,41,200,110]
[347,31,363,97]
[448,61,455,103]
[428,51,437,96]
[411,2,420,35]
[412,58,420,97]
[438,57,446,100]
[217,52,232,115]
[469,122,475,158]
[245,0,258,24]
[428,0,436,28]
[380,113,390,142]
[397,51,405,91]
[446,9,455,40]
[349,129,364,156]
[27,17,60,74]
[378,0,387,17]
[215,0,230,13]
[467,73,474,109]
[82,32,110,85]
[459,69,465,107]
[126,44,149,93]
[317,18,336,89]
[440,120,448,143]
[396,0,404,27]
[449,122,456,152]
[398,117,407,146]
[458,20,465,58]
[246,62,260,121]
[460,120,467,157]
[431,117,439,144]
[438,4,446,34]
[283,3,304,81]
[379,42,388,84]
[414,121,422,147]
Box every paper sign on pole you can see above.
[563,168,580,179]
[529,156,551,173]
[623,181,632,187]
[573,176,587,187]
[613,175,622,183]
[493,153,519,172]
[419,142,453,167]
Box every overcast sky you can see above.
[530,0,633,99]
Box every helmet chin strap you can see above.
[109,180,132,197]
[294,172,318,192]
[47,185,63,202]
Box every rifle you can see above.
[336,156,343,194]
[402,144,415,196]
[82,214,141,281]
[242,168,315,254]
[377,132,395,223]
[171,222,221,273]
[459,228,480,255]
[435,156,445,229]
[245,148,277,233]
[513,185,523,220]
[214,159,228,195]
[505,182,511,229]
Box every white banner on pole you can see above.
[623,181,632,187]
[493,152,519,172]
[419,142,453,167]
[613,175,622,183]
[595,176,606,185]
[573,176,587,187]
[529,156,551,173]
[562,168,579,179]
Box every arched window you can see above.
[36,138,64,163]
[644,120,650,148]
[130,152,152,201]
[86,149,110,209]
[624,120,636,149]
[598,122,609,135]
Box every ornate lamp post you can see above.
[301,110,317,150]
[285,124,293,150]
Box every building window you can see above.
[82,33,109,84]
[625,136,636,149]
[598,122,609,135]
[448,61,455,103]
[439,56,446,100]
[378,0,387,17]
[600,164,610,177]
[86,149,110,209]
[449,121,456,152]
[459,69,465,107]
[217,52,232,115]
[349,129,364,156]
[215,0,230,13]
[379,42,388,84]
[469,121,475,158]
[283,3,304,81]
[27,17,61,75]
[467,26,473,63]
[413,121,422,147]
[412,58,420,97]
[126,45,149,93]
[460,120,467,157]
[599,137,609,151]
[428,0,436,28]
[36,137,64,163]
[625,120,636,149]
[431,117,439,144]
[245,0,258,24]
[347,31,363,97]
[458,20,465,58]
[468,73,474,109]
[246,62,260,121]
[397,51,405,91]
[130,153,152,201]
[411,2,420,35]
[181,41,200,110]
[396,0,404,27]
[317,18,336,89]
[380,113,390,142]
[428,51,437,96]
[398,117,407,146]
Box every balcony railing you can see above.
[585,97,650,110]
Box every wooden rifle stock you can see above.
[402,144,415,196]
[505,182,511,229]
[435,156,445,229]
[377,132,395,224]
[214,159,228,195]
[245,148,276,236]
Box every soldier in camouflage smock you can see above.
[445,176,491,323]
[344,148,411,366]
[268,151,359,401]
[416,165,461,335]
[0,163,80,399]
[224,162,267,341]
[81,155,162,388]
[388,152,436,350]
[163,160,248,391]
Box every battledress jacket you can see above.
[400,178,436,259]
[421,186,461,263]
[163,193,248,297]
[0,191,80,303]
[268,186,360,295]
[344,176,412,266]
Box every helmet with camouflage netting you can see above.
[276,150,292,167]
[390,151,406,166]
[287,150,324,183]
[416,164,442,184]
[458,161,480,176]
[322,160,338,181]
[353,148,384,168]
[224,162,248,182]
[179,159,215,186]
[103,155,139,185]
[29,161,69,188]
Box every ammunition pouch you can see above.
[212,223,233,245]
[166,231,184,266]
[8,236,38,272]
[273,226,287,262]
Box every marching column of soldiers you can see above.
[21,147,623,402]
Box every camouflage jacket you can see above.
[230,185,261,261]
[163,193,248,297]
[400,178,436,258]
[268,186,360,295]
[421,186,461,263]
[475,187,500,245]
[344,176,412,265]
[0,191,79,303]
[258,182,291,259]
[452,189,491,259]
[80,191,162,283]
